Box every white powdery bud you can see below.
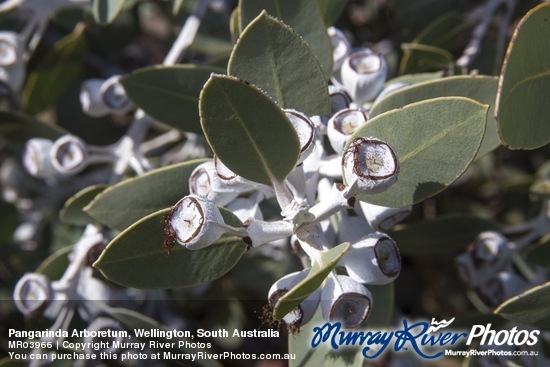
[337,212,373,245]
[321,275,373,328]
[328,85,352,115]
[342,232,401,285]
[479,269,529,307]
[189,161,240,206]
[284,109,316,164]
[243,218,293,248]
[474,231,509,263]
[13,273,52,316]
[100,75,133,114]
[327,108,370,154]
[22,138,56,179]
[342,137,398,196]
[0,31,25,94]
[80,79,111,117]
[225,197,263,222]
[166,194,246,250]
[50,135,88,175]
[359,201,412,231]
[328,27,351,73]
[268,269,320,327]
[341,49,387,105]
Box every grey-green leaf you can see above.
[121,65,223,134]
[228,11,330,116]
[60,185,107,226]
[94,208,247,289]
[239,0,333,76]
[349,97,488,207]
[494,282,550,329]
[199,74,300,186]
[371,75,500,158]
[22,27,87,114]
[92,0,126,25]
[85,159,206,231]
[495,3,550,150]
[273,242,350,320]
[399,43,454,74]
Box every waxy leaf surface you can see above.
[200,75,300,186]
[229,12,330,116]
[349,97,488,207]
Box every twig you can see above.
[163,0,211,65]
[456,0,517,70]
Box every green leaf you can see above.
[92,0,126,25]
[0,201,17,243]
[495,282,550,329]
[228,11,330,116]
[199,74,300,186]
[94,208,247,289]
[0,111,67,153]
[411,12,466,50]
[121,65,223,134]
[349,97,488,207]
[371,75,500,158]
[85,159,206,231]
[230,6,241,43]
[22,26,87,114]
[36,246,72,281]
[385,71,444,86]
[399,43,454,74]
[60,185,107,226]
[496,3,550,150]
[315,0,349,26]
[239,0,333,76]
[273,242,350,320]
[389,214,502,255]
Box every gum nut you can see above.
[284,109,316,164]
[268,269,311,326]
[327,108,369,153]
[343,232,401,285]
[214,156,257,189]
[479,270,527,307]
[329,85,352,114]
[359,201,412,231]
[50,135,88,175]
[189,161,239,206]
[321,275,373,328]
[455,252,477,286]
[0,32,19,67]
[342,137,398,195]
[22,138,56,178]
[168,195,226,249]
[337,212,373,245]
[13,273,52,316]
[474,231,508,263]
[243,218,293,248]
[341,49,387,104]
[80,79,110,117]
[328,27,351,72]
[101,75,133,113]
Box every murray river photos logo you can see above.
[310,318,540,359]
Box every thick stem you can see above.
[163,0,211,65]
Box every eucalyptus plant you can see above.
[1,0,550,366]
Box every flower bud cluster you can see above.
[22,134,118,181]
[455,230,545,308]
[80,76,134,117]
[161,26,406,331]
